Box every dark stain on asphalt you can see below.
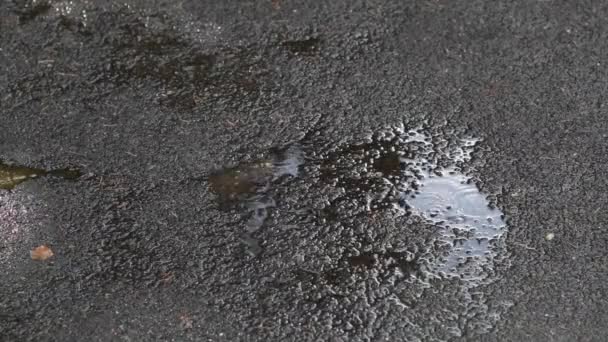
[294,248,422,289]
[209,160,275,204]
[13,0,52,24]
[282,37,321,55]
[345,250,421,275]
[97,21,216,109]
[76,10,269,111]
[317,130,426,217]
[106,27,216,88]
[373,150,403,178]
[348,252,376,268]
[57,15,91,35]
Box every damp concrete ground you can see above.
[2,0,608,341]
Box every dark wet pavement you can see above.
[2,0,608,341]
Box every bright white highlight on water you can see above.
[394,126,506,283]
[408,170,506,281]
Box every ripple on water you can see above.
[391,129,505,284]
[407,170,506,282]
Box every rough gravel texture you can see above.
[1,0,608,341]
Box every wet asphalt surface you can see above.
[2,0,608,341]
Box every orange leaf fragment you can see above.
[31,245,54,261]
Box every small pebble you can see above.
[545,232,555,241]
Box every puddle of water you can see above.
[313,122,506,284]
[383,128,506,283]
[209,145,303,256]
[204,123,505,336]
[406,170,505,281]
[279,122,509,338]
[0,162,81,190]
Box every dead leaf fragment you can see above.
[31,245,54,261]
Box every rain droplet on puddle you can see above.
[407,170,506,280]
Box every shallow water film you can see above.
[209,145,303,255]
[0,162,81,190]
[208,120,508,338]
